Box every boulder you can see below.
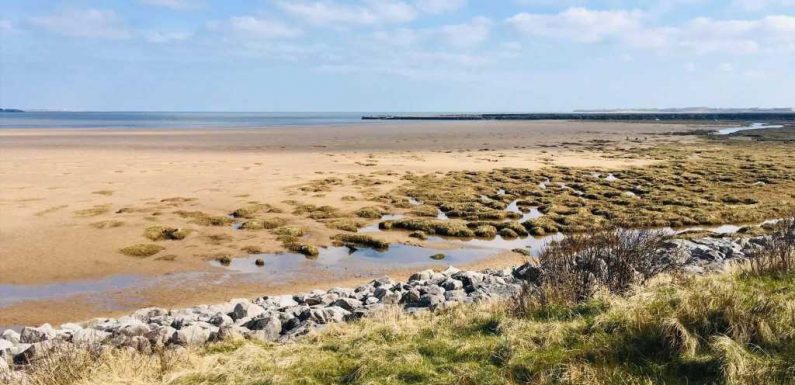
[72,328,111,346]
[1,330,20,345]
[408,269,435,282]
[20,324,56,343]
[332,298,363,312]
[245,316,281,341]
[170,324,215,346]
[231,302,266,321]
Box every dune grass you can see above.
[22,269,795,385]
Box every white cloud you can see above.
[0,20,20,35]
[278,0,417,26]
[732,0,795,11]
[507,8,795,55]
[30,9,130,39]
[437,17,491,47]
[371,17,491,49]
[414,0,467,14]
[223,16,303,39]
[507,7,644,43]
[139,0,199,10]
[145,31,192,43]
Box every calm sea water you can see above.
[0,111,377,129]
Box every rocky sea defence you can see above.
[0,234,773,382]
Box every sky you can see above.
[0,0,794,112]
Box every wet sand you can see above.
[0,120,701,326]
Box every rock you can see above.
[170,324,215,346]
[118,319,151,337]
[332,298,363,312]
[310,306,350,324]
[245,316,282,341]
[1,330,20,345]
[72,328,111,346]
[209,313,234,327]
[144,326,175,346]
[258,295,299,309]
[514,263,542,283]
[441,266,461,276]
[231,302,266,321]
[408,269,435,282]
[20,324,56,343]
[132,307,168,322]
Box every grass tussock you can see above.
[332,233,389,250]
[26,270,795,385]
[240,217,287,231]
[379,218,475,238]
[143,226,190,241]
[231,203,282,218]
[118,244,165,258]
[174,210,234,226]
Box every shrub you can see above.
[747,217,795,275]
[535,227,678,305]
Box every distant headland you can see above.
[0,108,24,113]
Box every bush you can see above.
[535,227,678,305]
[747,217,795,275]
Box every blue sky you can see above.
[1,0,794,111]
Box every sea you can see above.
[0,111,381,129]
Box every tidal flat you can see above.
[0,120,791,326]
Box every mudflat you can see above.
[0,120,704,326]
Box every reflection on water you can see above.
[717,122,784,135]
[212,243,500,275]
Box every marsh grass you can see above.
[143,226,190,241]
[174,211,234,226]
[22,271,795,385]
[332,233,389,250]
[118,244,165,257]
[389,142,795,235]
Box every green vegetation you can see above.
[143,226,190,241]
[286,242,319,257]
[355,206,385,219]
[380,218,475,238]
[332,233,389,250]
[240,217,287,231]
[174,210,234,226]
[118,244,164,257]
[386,142,795,235]
[325,218,365,232]
[231,203,282,218]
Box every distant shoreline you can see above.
[362,112,795,122]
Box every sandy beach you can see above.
[0,120,702,326]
